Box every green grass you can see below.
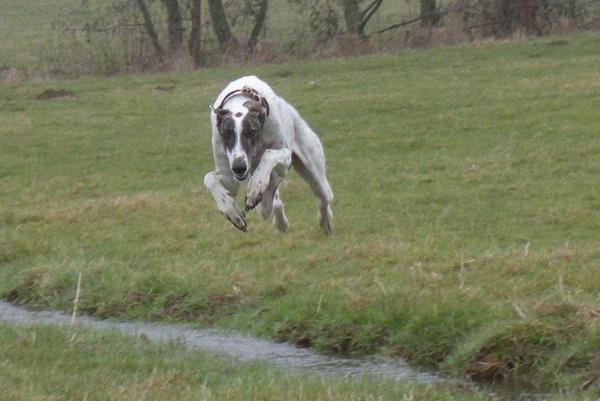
[1,34,599,399]
[0,324,486,401]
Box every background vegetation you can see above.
[2,0,600,78]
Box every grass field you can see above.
[1,33,599,399]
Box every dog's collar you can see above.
[210,86,270,118]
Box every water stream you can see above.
[0,300,554,400]
[0,300,438,383]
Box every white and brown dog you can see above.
[204,75,333,234]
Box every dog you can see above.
[204,75,333,234]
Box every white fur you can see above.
[204,75,334,234]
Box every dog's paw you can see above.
[217,195,247,232]
[273,213,288,233]
[224,210,247,232]
[245,174,269,211]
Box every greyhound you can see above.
[204,75,333,234]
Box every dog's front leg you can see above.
[204,171,247,232]
[245,148,291,211]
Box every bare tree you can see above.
[207,0,270,55]
[189,0,202,66]
[340,0,384,37]
[247,0,269,52]
[420,0,440,27]
[342,0,361,35]
[135,0,163,58]
[134,0,204,65]
[162,0,184,53]
[207,0,239,53]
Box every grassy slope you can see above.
[1,35,599,396]
[0,324,484,401]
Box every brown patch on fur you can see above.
[243,100,266,124]
[216,108,232,129]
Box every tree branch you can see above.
[134,0,163,57]
[371,10,448,35]
[359,0,384,33]
[247,0,269,52]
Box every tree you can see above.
[189,0,202,66]
[135,0,164,58]
[340,0,384,37]
[136,0,202,63]
[207,0,239,53]
[247,0,269,52]
[420,0,440,27]
[207,0,270,55]
[162,0,184,54]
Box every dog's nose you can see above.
[232,158,247,176]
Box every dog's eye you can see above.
[221,128,235,148]
[244,128,256,137]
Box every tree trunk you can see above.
[342,0,383,37]
[359,0,383,34]
[522,0,533,33]
[568,0,577,20]
[135,0,163,58]
[420,0,438,27]
[342,0,362,35]
[162,0,183,54]
[189,0,202,66]
[207,0,238,53]
[247,0,269,52]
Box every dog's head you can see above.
[215,99,267,181]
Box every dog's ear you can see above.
[214,108,232,129]
[244,100,266,125]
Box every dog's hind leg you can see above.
[272,189,289,232]
[291,150,333,235]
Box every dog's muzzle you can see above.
[232,158,248,181]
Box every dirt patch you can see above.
[316,323,390,355]
[154,292,241,323]
[160,293,190,317]
[548,39,569,46]
[5,270,66,304]
[154,85,176,92]
[274,320,313,348]
[274,70,292,78]
[202,293,240,322]
[275,320,390,356]
[35,89,75,100]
